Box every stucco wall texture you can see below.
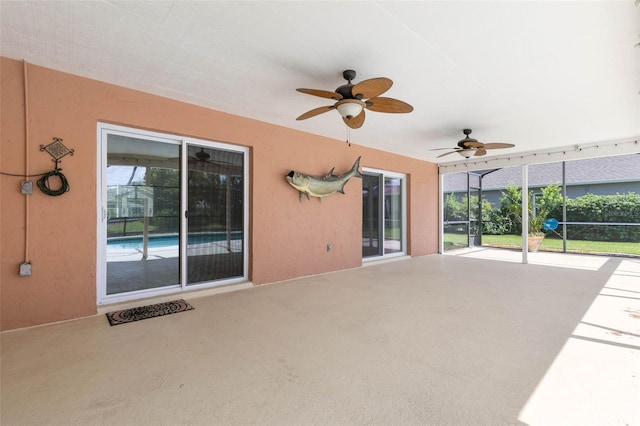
[0,57,439,331]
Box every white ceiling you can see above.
[1,1,639,164]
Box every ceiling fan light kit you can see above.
[335,99,365,119]
[296,69,413,130]
[458,148,475,159]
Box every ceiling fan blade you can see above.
[430,147,456,151]
[436,150,459,158]
[366,97,413,113]
[296,88,343,100]
[351,77,392,99]
[474,148,487,157]
[296,105,335,120]
[481,143,515,149]
[343,110,365,129]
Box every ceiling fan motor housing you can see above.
[458,137,478,148]
[195,149,210,161]
[336,84,355,99]
[458,129,478,147]
[336,70,358,99]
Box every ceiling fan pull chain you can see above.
[346,126,351,147]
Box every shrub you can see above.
[564,192,640,242]
[443,188,640,242]
[482,203,511,234]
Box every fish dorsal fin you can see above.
[325,167,335,178]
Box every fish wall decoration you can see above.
[286,156,362,201]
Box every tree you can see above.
[443,193,466,221]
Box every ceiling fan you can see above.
[190,148,214,164]
[432,129,515,159]
[295,69,413,129]
[188,148,236,169]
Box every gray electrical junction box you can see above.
[19,262,32,276]
[21,181,33,194]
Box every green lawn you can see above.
[444,233,640,256]
[443,233,470,248]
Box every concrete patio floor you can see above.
[1,250,639,425]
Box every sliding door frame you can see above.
[362,167,407,262]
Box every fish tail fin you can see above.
[352,156,363,178]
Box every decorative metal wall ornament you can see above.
[286,156,362,201]
[40,137,74,163]
[37,137,73,196]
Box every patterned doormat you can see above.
[105,299,194,326]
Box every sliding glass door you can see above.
[99,125,248,304]
[362,168,406,260]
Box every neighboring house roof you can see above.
[443,154,640,192]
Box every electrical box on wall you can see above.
[20,181,33,194]
[19,262,32,276]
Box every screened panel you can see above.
[362,173,382,258]
[186,146,244,284]
[384,177,402,254]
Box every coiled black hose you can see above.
[37,169,70,196]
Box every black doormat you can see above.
[106,299,194,326]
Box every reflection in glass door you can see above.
[362,173,382,257]
[106,134,181,295]
[186,145,244,285]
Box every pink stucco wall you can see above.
[0,57,439,331]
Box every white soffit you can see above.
[1,1,638,163]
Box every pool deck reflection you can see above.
[107,240,243,262]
